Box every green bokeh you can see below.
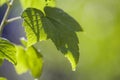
[56,0,120,80]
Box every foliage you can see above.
[20,0,55,11]
[21,7,82,70]
[0,38,16,65]
[15,44,43,78]
[0,0,82,79]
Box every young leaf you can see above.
[21,8,47,47]
[15,45,43,78]
[0,38,16,65]
[0,77,7,80]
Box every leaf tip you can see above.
[65,52,78,71]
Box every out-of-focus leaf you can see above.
[15,46,28,74]
[20,0,55,11]
[26,46,43,78]
[21,8,47,47]
[15,45,43,78]
[0,0,7,6]
[0,77,7,80]
[0,38,16,65]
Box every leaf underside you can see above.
[0,38,16,65]
[22,6,82,70]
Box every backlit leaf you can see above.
[15,45,43,78]
[42,17,79,71]
[26,46,43,78]
[42,7,82,70]
[21,7,82,70]
[22,8,47,47]
[15,46,28,74]
[0,38,16,65]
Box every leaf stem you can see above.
[0,0,15,36]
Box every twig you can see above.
[0,0,15,36]
[7,16,21,23]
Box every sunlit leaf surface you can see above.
[15,45,43,78]
[22,6,82,70]
[26,46,43,78]
[15,46,28,74]
[0,38,16,65]
[22,8,47,47]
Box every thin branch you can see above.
[7,16,21,23]
[0,0,15,36]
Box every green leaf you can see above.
[0,38,16,65]
[0,77,7,80]
[21,7,82,70]
[42,7,82,70]
[15,45,43,78]
[42,17,79,71]
[15,46,28,74]
[0,0,7,6]
[26,46,43,78]
[44,7,83,32]
[20,0,55,11]
[21,8,47,47]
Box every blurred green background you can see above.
[0,0,120,80]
